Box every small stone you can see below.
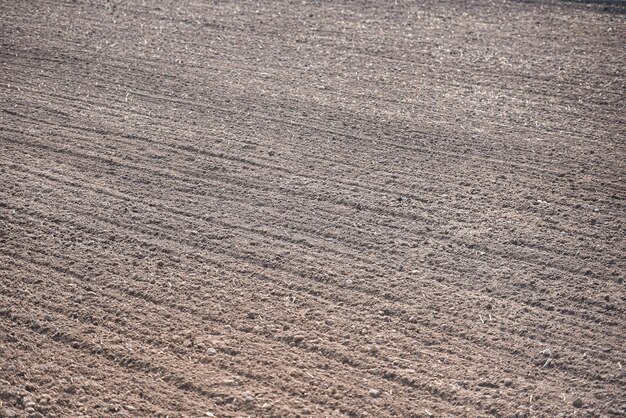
[223,378,238,386]
[573,398,584,408]
[125,405,136,411]
[64,384,78,394]
[156,260,164,268]
[43,314,54,321]
[368,388,381,398]
[503,378,513,387]
[205,412,215,417]
[21,396,34,405]
[206,348,217,355]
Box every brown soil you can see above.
[1,0,625,417]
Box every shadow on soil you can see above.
[514,0,626,14]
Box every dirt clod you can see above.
[64,385,77,394]
[2,409,17,418]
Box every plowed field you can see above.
[1,0,625,417]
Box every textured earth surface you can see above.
[1,0,625,417]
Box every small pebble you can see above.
[21,396,34,405]
[573,398,584,408]
[368,388,381,398]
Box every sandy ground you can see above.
[1,0,625,417]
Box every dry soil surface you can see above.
[1,0,625,417]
